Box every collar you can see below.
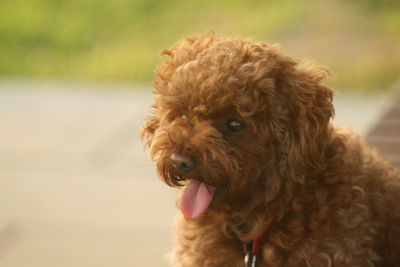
[242,228,266,267]
[231,220,271,267]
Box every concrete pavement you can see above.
[0,80,387,267]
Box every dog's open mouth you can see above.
[179,179,216,219]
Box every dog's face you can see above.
[142,33,334,220]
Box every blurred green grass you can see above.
[0,0,399,91]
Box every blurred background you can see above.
[1,0,400,89]
[0,0,399,266]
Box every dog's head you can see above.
[141,33,334,220]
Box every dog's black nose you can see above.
[170,153,195,173]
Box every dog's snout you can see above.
[170,153,195,173]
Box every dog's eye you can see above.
[225,119,245,134]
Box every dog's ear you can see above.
[270,61,334,182]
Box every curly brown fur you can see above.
[141,32,400,267]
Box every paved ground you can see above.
[0,80,388,267]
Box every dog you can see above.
[141,32,400,266]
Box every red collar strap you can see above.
[242,231,265,267]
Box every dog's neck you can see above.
[230,214,273,242]
[209,169,275,241]
[224,186,274,241]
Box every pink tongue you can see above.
[179,179,216,219]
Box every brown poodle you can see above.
[141,32,400,267]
